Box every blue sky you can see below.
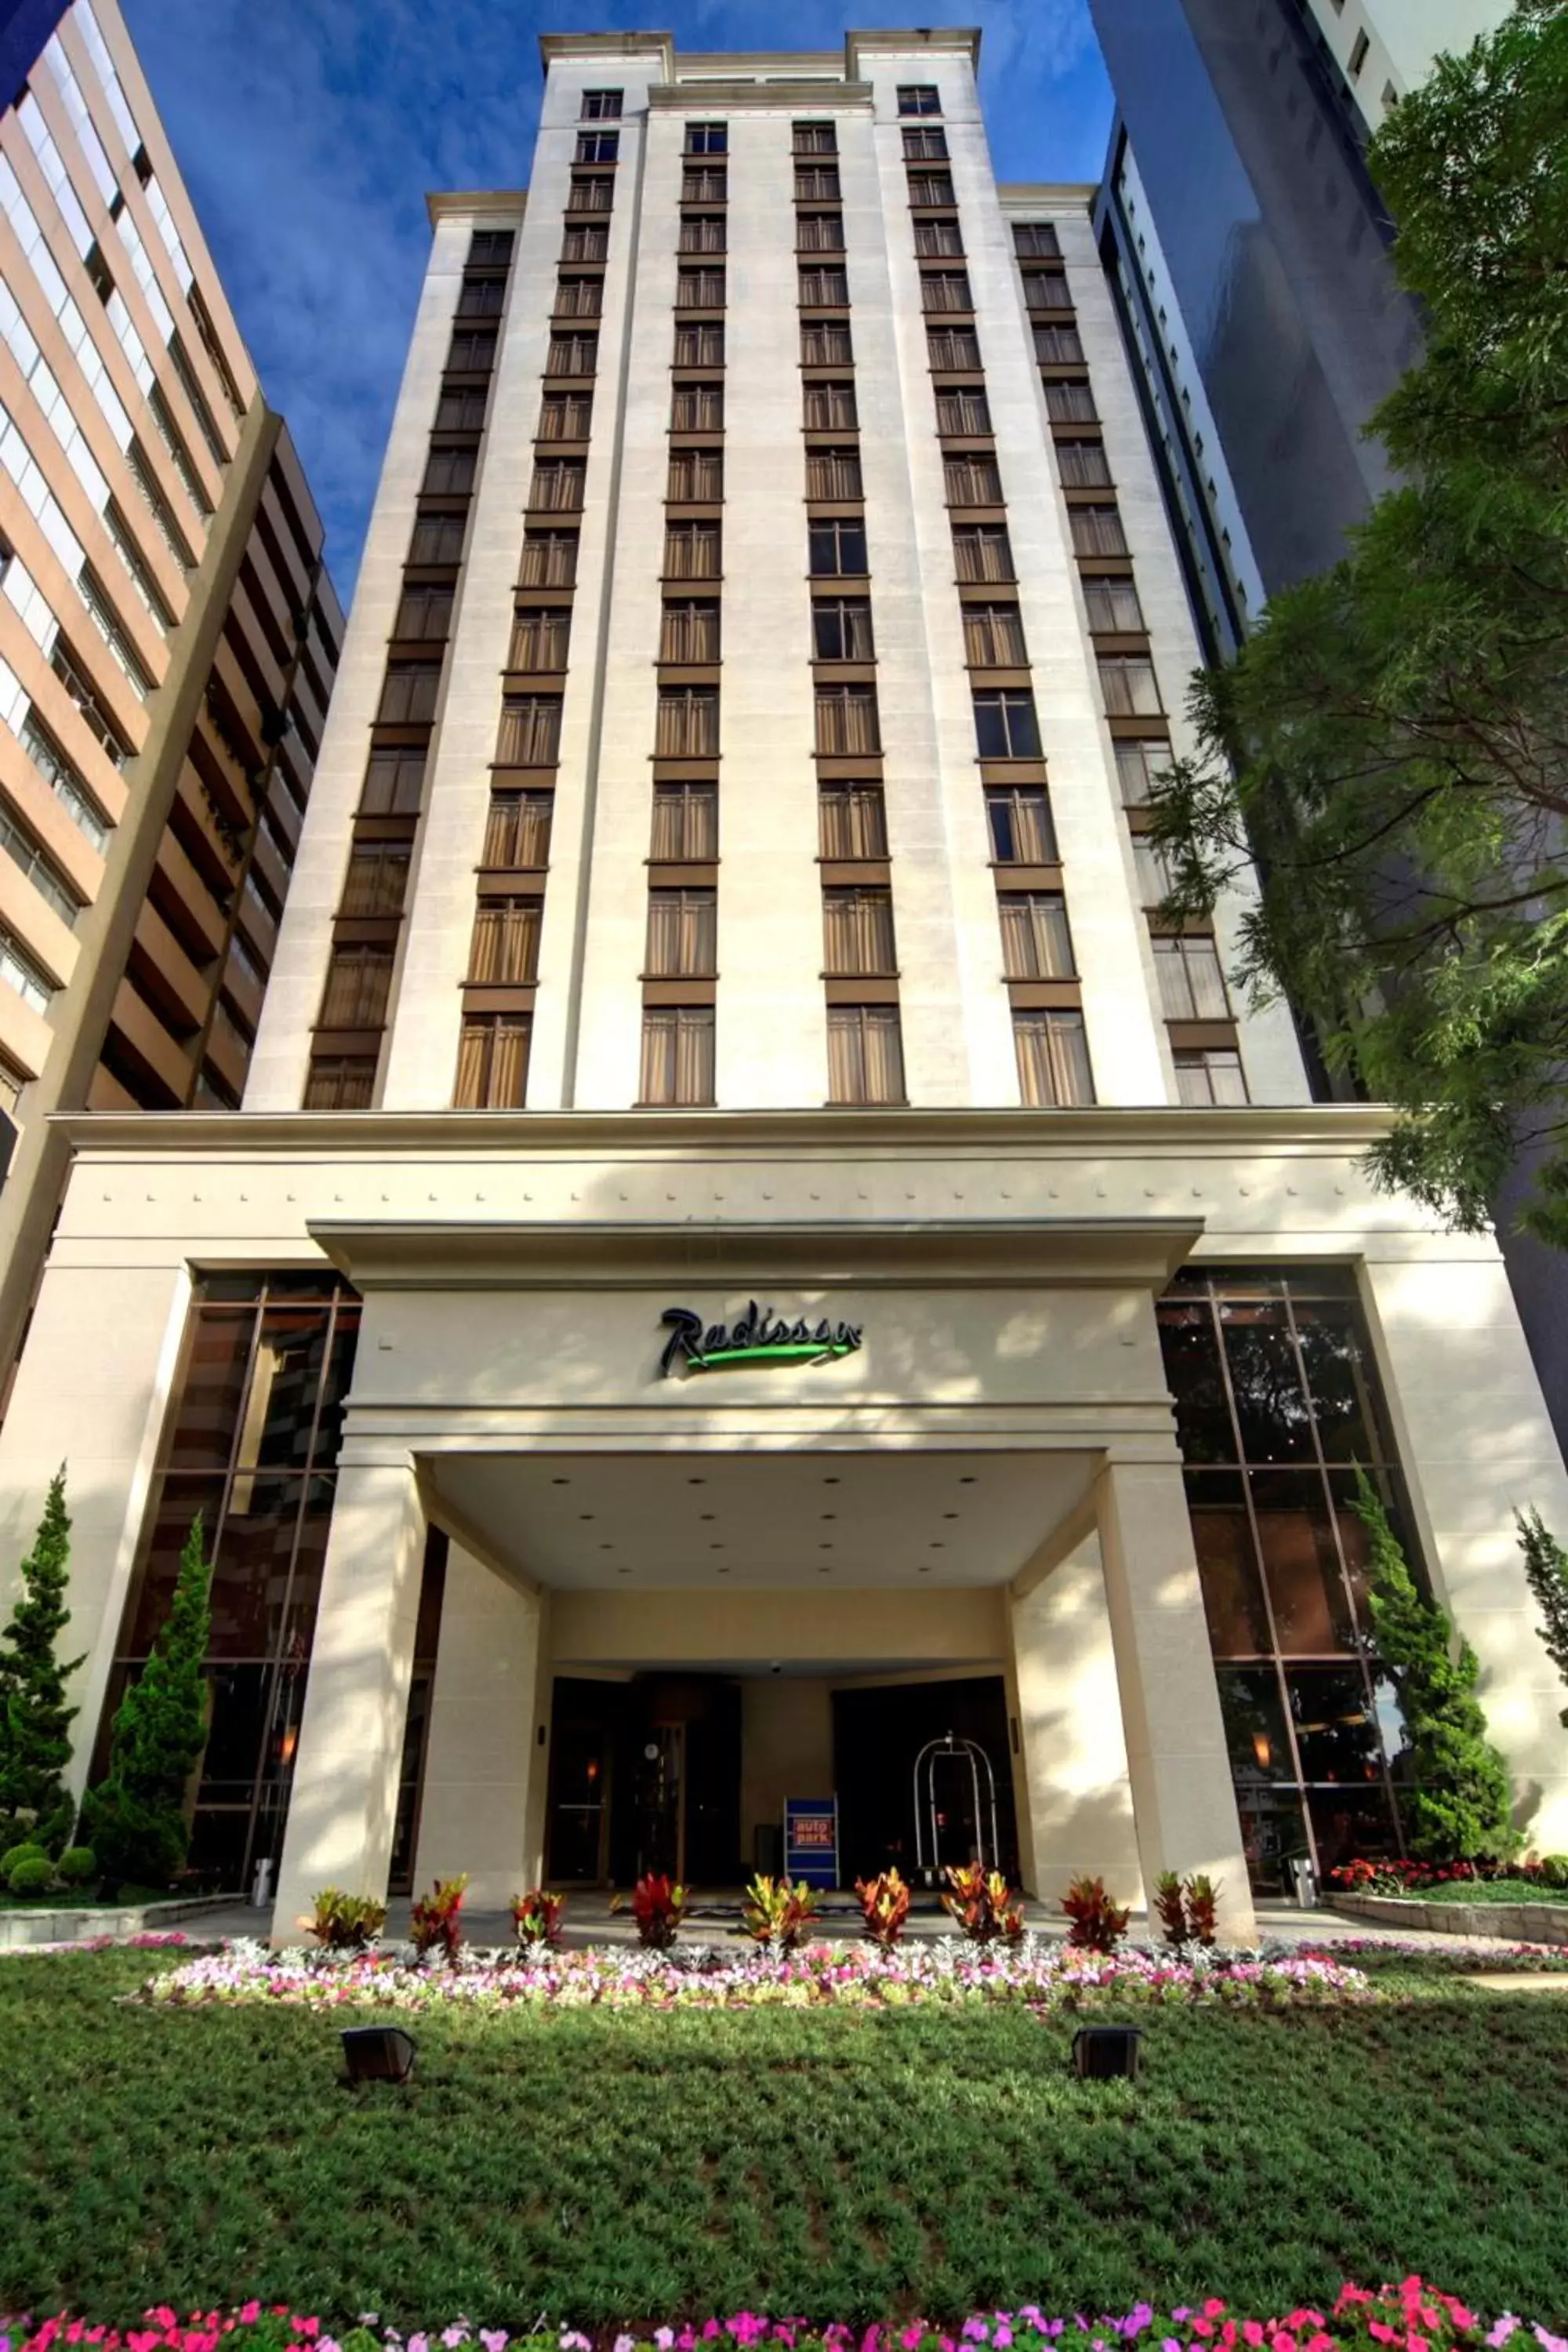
[120,0,1112,601]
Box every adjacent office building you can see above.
[0,30,1563,1944]
[0,0,341,1385]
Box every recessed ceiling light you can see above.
[551,1477,570,1486]
[823,1475,840,1485]
[579,1513,595,1522]
[820,1512,836,1521]
[959,1475,977,1484]
[918,1564,931,1575]
[700,1512,715,1521]
[710,1541,725,1551]
[600,1542,613,1551]
[618,1566,632,1577]
[688,1476,706,1486]
[942,1512,958,1520]
[819,1541,833,1549]
[930,1541,944,1549]
[818,1564,832,1574]
[717,1565,731,1575]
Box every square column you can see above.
[270,1457,426,1942]
[412,1541,552,1907]
[1095,1457,1256,1943]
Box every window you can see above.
[554,277,603,321]
[581,89,622,118]
[468,229,515,266]
[986,785,1056,865]
[907,172,956,205]
[361,749,425,815]
[1057,440,1112,488]
[953,524,1014,583]
[927,326,982,370]
[655,688,719,757]
[974,690,1041,759]
[640,1005,714,1105]
[575,130,619,163]
[457,277,505,318]
[1044,379,1097,423]
[679,213,727,255]
[0,801,78,927]
[823,886,895,974]
[497,695,563,765]
[797,213,845,253]
[1174,1048,1249,1105]
[998,891,1073,979]
[1115,739,1168,804]
[520,530,578,587]
[921,270,972,314]
[49,640,129,769]
[659,600,720,662]
[455,1015,529,1109]
[1014,1011,1094,1105]
[409,514,466,564]
[795,166,840,201]
[1083,578,1145,633]
[469,896,542,983]
[944,455,1004,506]
[667,448,724,502]
[652,782,718,859]
[936,387,992,434]
[546,332,597,376]
[319,945,393,1030]
[1022,269,1072,312]
[1070,503,1127,557]
[914,220,965,259]
[1013,222,1060,258]
[436,387,488,430]
[805,448,862,501]
[528,459,585,512]
[683,167,727,202]
[812,598,875,661]
[447,330,495,372]
[395,583,453,641]
[686,122,728,154]
[20,714,110,851]
[671,383,724,430]
[798,266,849,306]
[804,380,857,430]
[1348,29,1370,76]
[818,782,887,859]
[963,604,1027,666]
[827,1004,904,1104]
[539,392,593,441]
[673,324,725,365]
[561,223,609,263]
[510,608,571,670]
[422,446,476,496]
[902,125,948,160]
[646,886,717,978]
[1153,935,1230,1020]
[664,521,721,579]
[378,662,440,724]
[1099,655,1162,716]
[568,174,615,212]
[793,122,837,154]
[800,321,853,365]
[677,268,726,309]
[339,844,411,917]
[809,518,868,576]
[898,85,942,114]
[1034,322,1084,363]
[484,789,553,868]
[815,684,880,757]
[303,1057,376,1110]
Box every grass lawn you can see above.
[2,1951,1566,2331]
[1419,1879,1568,1904]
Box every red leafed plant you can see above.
[942,1861,1027,1946]
[510,1886,567,1949]
[855,1867,911,1950]
[740,1872,820,1951]
[1061,1872,1131,1952]
[1185,1872,1220,1946]
[626,1871,688,1948]
[409,1873,468,1962]
[1153,1868,1221,1948]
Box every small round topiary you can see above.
[1,1841,48,1882]
[6,1852,56,1896]
[56,1846,96,1886]
[1539,1854,1568,1891]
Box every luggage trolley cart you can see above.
[913,1730,1000,1887]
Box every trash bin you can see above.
[1288,1857,1317,1908]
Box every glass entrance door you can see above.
[549,1719,611,1882]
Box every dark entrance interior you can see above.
[833,1675,1018,1887]
[548,1674,742,1886]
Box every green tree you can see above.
[1515,1506,1568,1728]
[1147,3,1568,1241]
[1355,1471,1518,1860]
[81,1515,212,1890]
[0,1467,82,1852]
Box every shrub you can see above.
[1153,1869,1221,1947]
[6,1849,55,1894]
[1538,1853,1568,1889]
[511,1887,567,1948]
[56,1845,96,1886]
[1516,1505,1568,1728]
[0,1467,82,1848]
[1061,1873,1130,1951]
[305,1886,387,1951]
[410,1874,469,1961]
[1,1838,47,1882]
[81,1514,213,1890]
[740,1873,819,1951]
[942,1861,1026,1945]
[855,1867,910,1950]
[626,1871,687,1949]
[1152,1869,1187,1945]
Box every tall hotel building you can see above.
[0,29,1563,1940]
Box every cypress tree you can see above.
[1355,1470,1518,1862]
[81,1515,213,1890]
[0,1468,82,1852]
[1516,1507,1568,1730]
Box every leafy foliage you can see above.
[941,1862,1027,1945]
[510,1887,567,1948]
[620,1871,688,1949]
[1515,1506,1568,1726]
[854,1867,911,1949]
[739,1873,820,1951]
[1145,4,1568,1240]
[0,1468,82,1852]
[1354,1473,1518,1861]
[79,1515,213,1892]
[1061,1874,1131,1952]
[409,1875,468,1961]
[1153,1871,1221,1949]
[5,1850,54,1893]
[304,1888,387,1951]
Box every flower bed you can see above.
[3,2281,1566,2352]
[1299,1940,1568,1974]
[141,1936,1372,2013]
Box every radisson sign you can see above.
[658,1302,864,1377]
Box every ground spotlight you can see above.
[1072,2025,1142,2080]
[341,2024,417,2084]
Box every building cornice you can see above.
[998,183,1097,209]
[649,79,871,111]
[845,27,982,71]
[426,191,527,227]
[538,31,675,66]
